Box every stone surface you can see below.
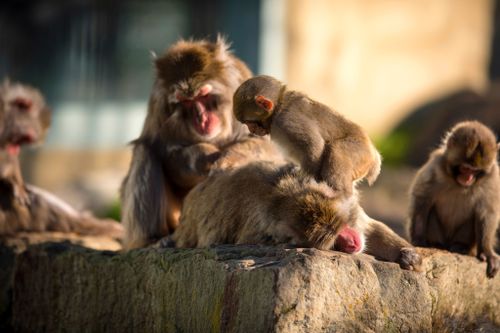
[1,243,498,332]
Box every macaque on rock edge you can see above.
[0,79,124,239]
[121,38,281,249]
[169,162,422,271]
[409,120,500,278]
[233,75,382,196]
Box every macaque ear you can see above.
[255,95,274,113]
[497,142,500,151]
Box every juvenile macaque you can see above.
[409,121,500,278]
[0,150,124,238]
[171,162,422,271]
[233,75,381,196]
[121,38,280,249]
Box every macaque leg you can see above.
[319,144,354,196]
[475,216,500,278]
[360,210,422,271]
[425,210,447,248]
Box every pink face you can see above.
[244,122,269,136]
[334,225,363,254]
[175,84,221,138]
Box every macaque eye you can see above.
[11,97,32,112]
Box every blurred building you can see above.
[0,0,497,214]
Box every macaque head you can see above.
[443,121,499,187]
[233,75,284,136]
[0,80,51,156]
[153,37,251,141]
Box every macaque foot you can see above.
[397,247,423,271]
[155,236,176,249]
[483,253,499,278]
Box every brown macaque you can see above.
[0,150,124,238]
[0,79,51,151]
[409,120,500,278]
[233,75,382,196]
[170,162,422,271]
[121,38,281,249]
[0,79,124,239]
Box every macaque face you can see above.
[334,225,364,254]
[445,125,497,187]
[168,82,225,140]
[0,82,51,155]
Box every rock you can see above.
[0,232,122,332]
[1,243,498,332]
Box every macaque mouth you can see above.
[334,225,362,254]
[10,132,36,145]
[454,165,484,187]
[176,86,221,137]
[244,121,268,136]
[5,144,20,156]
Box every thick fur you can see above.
[0,151,124,238]
[172,162,421,271]
[121,38,280,249]
[0,79,51,146]
[409,120,500,278]
[233,75,381,196]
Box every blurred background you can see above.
[1,0,499,237]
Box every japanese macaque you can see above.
[171,162,422,271]
[0,80,124,239]
[233,75,381,196]
[409,121,500,278]
[0,150,124,238]
[121,38,281,249]
[0,79,51,151]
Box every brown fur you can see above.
[121,38,280,249]
[233,75,381,196]
[0,79,51,147]
[171,161,421,271]
[0,150,124,238]
[409,120,500,278]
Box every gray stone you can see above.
[2,243,498,332]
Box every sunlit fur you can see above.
[409,120,500,278]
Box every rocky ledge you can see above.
[0,239,498,332]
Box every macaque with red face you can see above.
[409,121,500,278]
[169,162,421,271]
[121,38,280,249]
[0,79,124,239]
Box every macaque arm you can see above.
[273,112,325,173]
[165,143,221,189]
[474,203,500,278]
[121,144,171,249]
[408,169,436,246]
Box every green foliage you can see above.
[102,199,121,222]
[375,129,411,166]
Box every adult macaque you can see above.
[0,150,124,238]
[0,79,51,151]
[0,79,124,239]
[233,75,381,196]
[121,38,280,249]
[171,162,422,271]
[409,121,500,278]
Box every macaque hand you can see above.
[397,247,423,272]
